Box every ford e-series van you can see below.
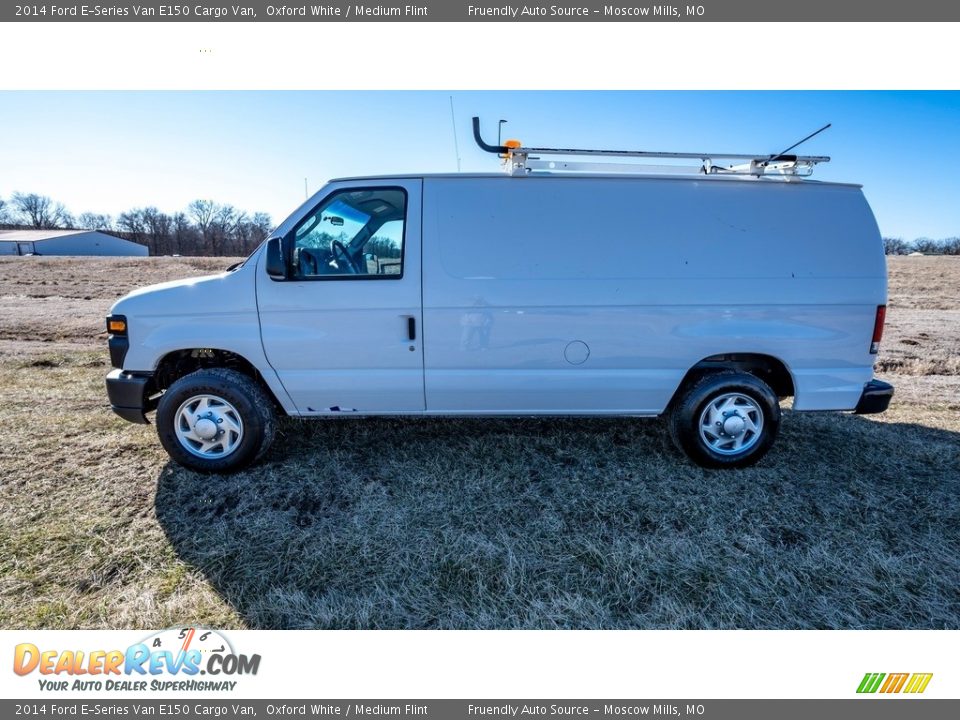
[105,123,892,471]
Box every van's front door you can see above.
[256,180,424,414]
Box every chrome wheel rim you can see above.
[174,394,244,459]
[698,392,764,456]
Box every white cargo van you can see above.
[105,120,892,471]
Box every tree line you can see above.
[883,236,960,255]
[0,192,272,257]
[3,191,957,258]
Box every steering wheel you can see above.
[330,240,360,274]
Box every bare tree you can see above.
[171,212,193,255]
[912,237,941,255]
[237,211,274,254]
[142,207,173,255]
[251,212,273,240]
[188,199,217,253]
[883,237,910,255]
[77,212,113,231]
[941,237,960,256]
[11,192,73,229]
[116,209,149,252]
[187,201,242,255]
[212,204,240,255]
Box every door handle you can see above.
[407,316,416,341]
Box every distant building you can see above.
[0,229,149,257]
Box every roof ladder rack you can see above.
[472,117,831,179]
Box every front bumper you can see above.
[854,378,894,415]
[106,369,156,424]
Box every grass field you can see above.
[0,256,957,629]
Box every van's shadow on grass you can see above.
[155,412,960,629]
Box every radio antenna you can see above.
[449,96,462,172]
[765,123,832,165]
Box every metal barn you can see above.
[0,229,148,256]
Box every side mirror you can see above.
[265,237,286,279]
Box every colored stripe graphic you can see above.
[904,673,934,694]
[880,673,909,693]
[857,672,933,694]
[857,673,885,693]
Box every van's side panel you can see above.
[421,176,885,414]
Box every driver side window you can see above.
[290,187,406,280]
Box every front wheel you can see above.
[156,368,276,473]
[668,371,781,469]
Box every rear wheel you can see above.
[156,368,276,473]
[668,371,780,469]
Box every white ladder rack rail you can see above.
[471,117,831,179]
[505,145,830,178]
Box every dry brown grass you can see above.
[0,257,231,345]
[0,255,958,629]
[879,256,960,378]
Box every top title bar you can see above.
[5,0,960,22]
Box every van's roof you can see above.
[328,172,863,189]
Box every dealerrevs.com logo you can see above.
[13,628,260,692]
[857,672,933,694]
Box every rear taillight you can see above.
[870,305,886,354]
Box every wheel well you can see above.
[153,349,283,409]
[671,353,795,406]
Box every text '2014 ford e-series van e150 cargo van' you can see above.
[105,119,893,472]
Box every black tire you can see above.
[156,368,276,473]
[668,371,781,469]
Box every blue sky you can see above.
[0,91,957,239]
